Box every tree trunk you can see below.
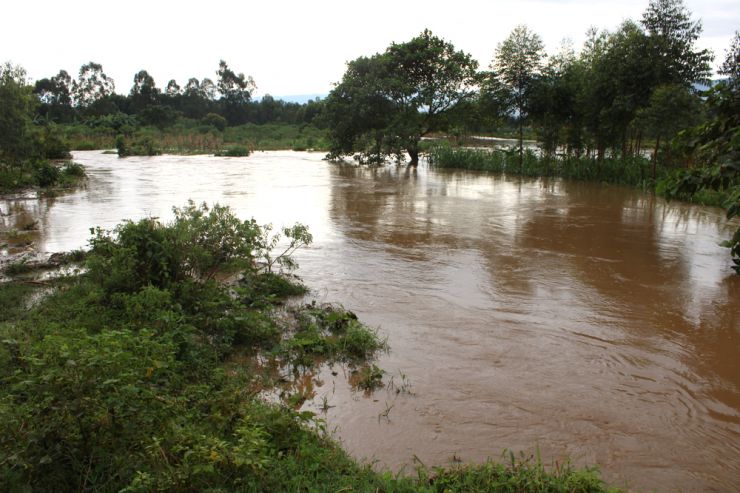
[652,134,660,180]
[518,118,524,173]
[408,147,419,167]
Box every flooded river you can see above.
[2,151,739,492]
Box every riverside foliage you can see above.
[0,202,620,492]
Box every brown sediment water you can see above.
[1,150,738,492]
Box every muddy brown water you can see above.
[1,151,738,492]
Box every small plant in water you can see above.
[350,363,385,392]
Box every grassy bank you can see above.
[0,201,619,492]
[0,160,85,192]
[62,122,330,155]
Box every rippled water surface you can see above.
[2,151,738,492]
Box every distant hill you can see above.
[255,93,327,104]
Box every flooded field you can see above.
[1,150,738,492]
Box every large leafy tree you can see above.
[640,0,712,87]
[492,25,545,168]
[325,29,478,165]
[585,21,656,158]
[0,63,37,165]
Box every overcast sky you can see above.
[3,0,738,97]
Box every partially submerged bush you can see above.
[279,303,386,366]
[116,134,161,157]
[215,144,251,157]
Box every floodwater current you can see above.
[1,151,738,492]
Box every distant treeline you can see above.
[31,60,324,129]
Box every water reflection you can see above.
[1,151,738,492]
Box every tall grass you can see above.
[428,146,665,188]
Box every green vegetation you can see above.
[62,122,329,155]
[323,29,478,165]
[492,25,546,169]
[429,146,661,187]
[0,63,84,191]
[0,202,618,491]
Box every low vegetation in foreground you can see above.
[0,201,619,492]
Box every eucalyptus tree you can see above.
[165,79,181,96]
[33,70,74,122]
[180,78,216,119]
[216,60,256,125]
[325,29,478,165]
[492,25,546,168]
[73,62,114,107]
[129,70,160,111]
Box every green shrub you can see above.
[33,160,60,187]
[202,112,227,132]
[215,144,251,157]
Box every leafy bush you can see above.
[202,112,227,132]
[116,134,160,157]
[33,160,61,186]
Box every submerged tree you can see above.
[325,29,478,165]
[492,25,546,169]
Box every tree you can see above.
[129,69,160,113]
[216,60,256,125]
[33,70,74,123]
[74,62,115,107]
[325,29,478,165]
[720,31,739,88]
[492,25,546,168]
[324,55,397,163]
[0,62,37,165]
[640,0,712,87]
[634,84,702,174]
[180,78,216,119]
[165,79,181,96]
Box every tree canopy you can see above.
[324,29,478,165]
[492,24,546,167]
